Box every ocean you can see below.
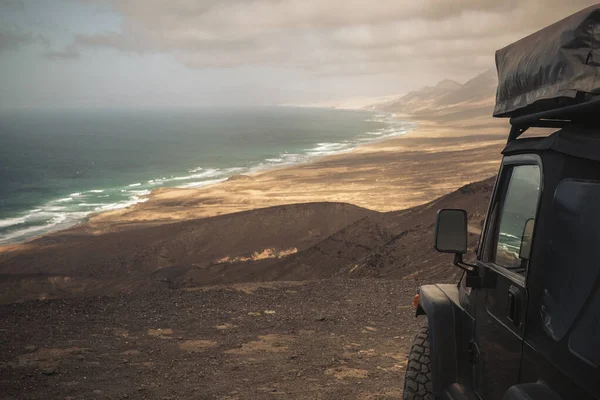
[0,107,412,244]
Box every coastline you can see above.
[0,105,509,249]
[0,108,408,245]
[37,110,506,239]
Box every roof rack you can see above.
[506,95,600,143]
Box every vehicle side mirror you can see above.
[519,218,535,260]
[434,209,468,254]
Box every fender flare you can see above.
[415,284,459,397]
[502,382,563,400]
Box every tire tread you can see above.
[403,327,435,400]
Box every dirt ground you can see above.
[0,279,431,400]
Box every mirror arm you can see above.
[453,253,478,272]
[454,253,482,288]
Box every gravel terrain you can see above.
[0,279,428,400]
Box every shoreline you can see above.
[0,110,412,246]
[82,113,508,232]
[0,106,509,249]
[0,109,410,246]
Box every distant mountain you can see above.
[369,69,498,117]
[440,69,497,105]
[435,79,462,90]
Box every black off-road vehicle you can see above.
[404,6,600,400]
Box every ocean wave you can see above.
[0,183,156,243]
[0,217,27,229]
[170,168,221,181]
[246,114,413,173]
[0,224,53,243]
[307,142,355,157]
[0,210,93,244]
[44,206,66,212]
[94,197,149,212]
[128,189,151,196]
[128,183,142,187]
[248,153,309,173]
[0,209,60,231]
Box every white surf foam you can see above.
[0,210,94,244]
[170,168,221,181]
[176,178,227,189]
[0,217,27,229]
[307,142,355,157]
[0,225,52,243]
[95,197,149,212]
[43,206,66,212]
[128,189,151,196]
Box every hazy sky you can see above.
[1,0,598,108]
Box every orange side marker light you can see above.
[413,293,420,308]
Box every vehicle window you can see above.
[493,165,540,272]
[544,180,600,346]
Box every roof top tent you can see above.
[494,5,600,142]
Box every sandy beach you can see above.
[75,108,507,235]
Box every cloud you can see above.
[43,47,80,60]
[0,29,43,53]
[1,0,24,11]
[67,0,600,84]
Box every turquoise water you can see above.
[0,107,412,243]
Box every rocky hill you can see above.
[0,177,494,304]
[367,69,498,119]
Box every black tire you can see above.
[403,326,435,400]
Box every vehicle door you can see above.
[473,155,542,399]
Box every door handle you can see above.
[506,285,521,324]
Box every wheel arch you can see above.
[415,284,460,397]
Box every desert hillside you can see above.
[0,67,506,399]
[0,178,493,304]
[0,178,494,399]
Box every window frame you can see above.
[479,154,543,285]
